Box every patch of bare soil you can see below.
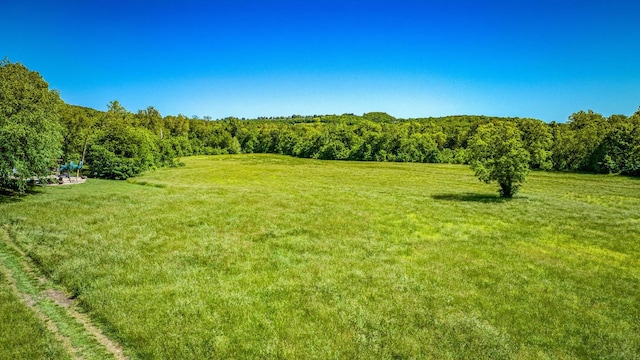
[46,289,73,308]
[67,304,128,360]
[47,176,87,186]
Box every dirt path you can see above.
[0,259,81,359]
[0,227,128,360]
[46,176,88,186]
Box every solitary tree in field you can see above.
[468,121,530,198]
[0,59,62,192]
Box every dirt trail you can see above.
[47,176,87,186]
[0,260,80,359]
[0,227,128,360]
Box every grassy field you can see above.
[1,154,639,359]
[0,271,70,360]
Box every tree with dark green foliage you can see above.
[135,106,165,139]
[86,101,158,179]
[565,110,609,171]
[362,112,396,123]
[58,104,99,164]
[517,118,553,169]
[0,59,62,192]
[615,109,640,175]
[468,121,530,198]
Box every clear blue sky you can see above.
[2,0,639,122]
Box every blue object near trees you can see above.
[70,161,83,171]
[60,161,82,172]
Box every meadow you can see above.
[1,154,639,359]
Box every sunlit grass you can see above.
[1,154,639,359]
[0,271,70,359]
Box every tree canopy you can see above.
[468,121,530,198]
[0,60,62,192]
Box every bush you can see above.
[87,125,158,179]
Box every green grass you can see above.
[0,227,119,360]
[0,271,71,360]
[1,154,639,359]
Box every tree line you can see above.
[2,60,640,193]
[63,104,639,179]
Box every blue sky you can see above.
[2,0,639,121]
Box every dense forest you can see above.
[61,102,640,178]
[2,60,640,190]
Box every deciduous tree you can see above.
[468,121,530,198]
[0,60,62,192]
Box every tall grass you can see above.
[1,155,639,359]
[0,269,70,359]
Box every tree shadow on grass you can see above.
[0,187,43,204]
[0,192,23,204]
[431,192,512,203]
[623,174,640,181]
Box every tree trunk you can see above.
[78,136,89,180]
[500,181,513,198]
